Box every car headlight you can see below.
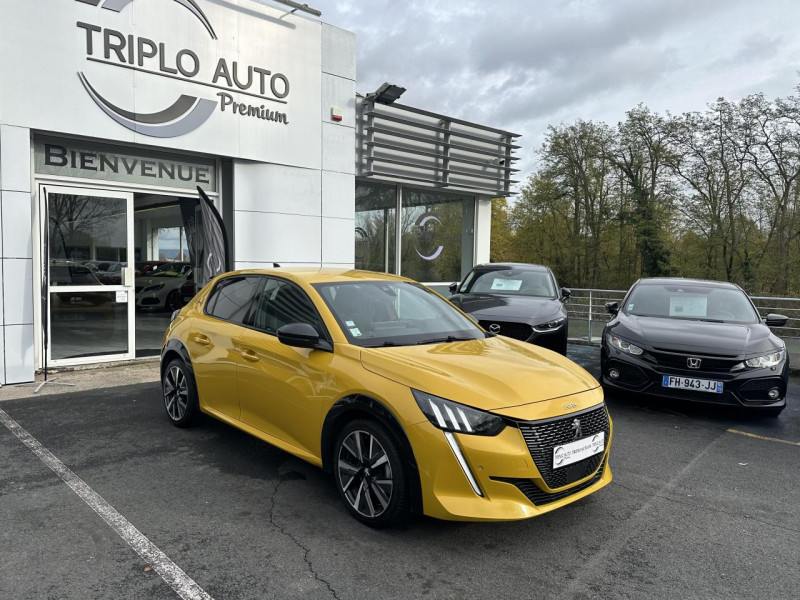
[533,317,566,333]
[607,333,644,356]
[143,283,165,293]
[412,390,505,436]
[741,350,785,369]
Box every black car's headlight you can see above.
[412,390,505,436]
[533,317,566,333]
[607,333,644,356]
[732,349,785,371]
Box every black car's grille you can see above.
[648,348,741,373]
[479,320,532,341]
[493,458,606,506]
[516,405,610,489]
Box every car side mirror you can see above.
[560,287,571,302]
[277,323,321,349]
[606,302,619,315]
[765,313,788,327]
[449,282,459,294]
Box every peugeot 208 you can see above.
[161,269,612,527]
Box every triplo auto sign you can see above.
[75,0,291,137]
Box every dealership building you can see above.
[0,0,519,384]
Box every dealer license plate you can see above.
[662,375,723,394]
[553,432,605,469]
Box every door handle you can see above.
[192,334,211,346]
[240,348,259,362]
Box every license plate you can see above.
[553,432,605,469]
[662,375,723,394]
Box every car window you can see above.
[251,278,325,335]
[206,276,261,324]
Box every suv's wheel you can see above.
[162,358,199,427]
[334,419,410,528]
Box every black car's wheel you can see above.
[165,290,182,312]
[334,419,410,528]
[162,358,199,427]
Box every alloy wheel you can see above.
[337,430,394,518]
[164,366,189,421]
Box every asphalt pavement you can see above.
[1,345,798,599]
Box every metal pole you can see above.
[588,291,593,343]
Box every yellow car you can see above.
[161,268,612,527]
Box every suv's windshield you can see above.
[459,267,556,298]
[314,281,485,347]
[625,283,760,324]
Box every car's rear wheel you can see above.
[334,419,410,528]
[162,358,199,427]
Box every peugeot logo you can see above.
[488,323,501,334]
[571,418,582,441]
[687,357,702,369]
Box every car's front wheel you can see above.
[334,419,410,528]
[162,358,199,427]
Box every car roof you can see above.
[473,262,551,272]
[223,267,411,285]
[636,277,740,290]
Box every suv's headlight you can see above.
[742,350,785,369]
[607,334,644,356]
[412,390,505,436]
[533,317,566,333]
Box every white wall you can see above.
[233,23,356,270]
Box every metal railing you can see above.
[566,288,800,348]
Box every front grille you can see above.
[648,348,741,373]
[493,458,606,506]
[479,320,532,341]
[516,405,610,489]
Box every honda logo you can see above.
[687,357,702,369]
[488,323,501,334]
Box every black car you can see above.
[601,278,789,416]
[448,263,571,355]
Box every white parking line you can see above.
[0,408,214,600]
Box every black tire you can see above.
[162,358,199,428]
[165,290,182,312]
[333,419,410,528]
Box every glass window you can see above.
[624,283,759,324]
[461,267,557,298]
[155,227,190,261]
[400,189,474,283]
[314,281,484,347]
[206,276,260,324]
[355,182,396,273]
[251,278,324,335]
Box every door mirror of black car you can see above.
[606,302,619,315]
[764,313,789,327]
[277,323,320,348]
[560,287,571,302]
[449,282,459,294]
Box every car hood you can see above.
[611,314,778,355]
[137,275,186,289]
[451,294,563,323]
[360,336,598,411]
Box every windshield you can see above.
[314,281,485,347]
[460,267,556,298]
[624,283,760,324]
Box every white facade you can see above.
[0,0,356,384]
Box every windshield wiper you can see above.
[690,318,725,323]
[416,335,476,345]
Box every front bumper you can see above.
[406,398,612,521]
[600,347,788,410]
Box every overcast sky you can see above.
[309,0,800,183]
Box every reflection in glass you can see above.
[355,182,396,273]
[401,189,475,283]
[50,292,128,360]
[48,194,128,283]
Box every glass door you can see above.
[43,185,135,364]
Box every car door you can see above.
[188,275,261,420]
[236,277,334,458]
